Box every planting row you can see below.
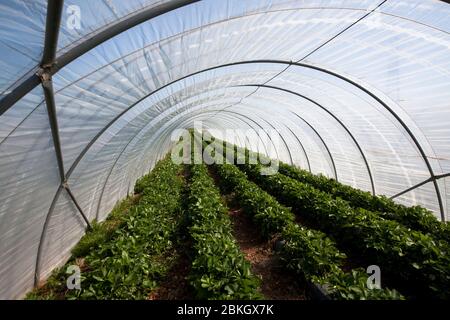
[278,162,450,244]
[203,140,448,299]
[213,161,402,300]
[28,156,185,299]
[224,142,449,245]
[186,162,262,299]
[239,162,450,299]
[72,157,186,299]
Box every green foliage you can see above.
[280,223,345,278]
[134,175,149,194]
[282,225,402,299]
[278,162,450,244]
[187,163,262,300]
[215,163,294,238]
[213,161,402,300]
[28,157,185,300]
[67,157,185,299]
[25,266,69,300]
[71,196,138,258]
[26,195,140,300]
[314,269,404,300]
[240,162,450,299]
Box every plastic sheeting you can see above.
[0,0,450,299]
[0,0,47,96]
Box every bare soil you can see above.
[148,248,193,300]
[206,165,305,299]
[226,197,306,300]
[149,165,193,300]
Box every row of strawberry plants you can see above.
[212,162,402,300]
[186,162,262,299]
[228,144,450,257]
[278,162,450,244]
[203,138,447,242]
[65,157,186,299]
[239,162,450,299]
[25,196,139,300]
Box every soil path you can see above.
[149,165,193,300]
[148,248,193,300]
[208,166,306,300]
[227,200,306,300]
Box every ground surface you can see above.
[148,248,193,300]
[225,195,306,300]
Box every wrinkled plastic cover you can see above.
[0,0,449,299]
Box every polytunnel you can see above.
[0,0,450,300]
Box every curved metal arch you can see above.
[107,91,262,193]
[165,58,443,218]
[125,99,277,184]
[154,116,248,169]
[236,84,376,195]
[214,109,283,161]
[140,108,313,194]
[64,82,254,178]
[15,0,447,290]
[51,62,303,182]
[290,61,445,221]
[142,112,255,173]
[4,0,450,116]
[234,109,295,166]
[95,102,255,217]
[262,116,294,166]
[131,107,280,181]
[284,125,312,173]
[209,100,333,179]
[0,0,200,115]
[35,99,244,284]
[19,59,432,201]
[56,59,440,198]
[34,58,447,285]
[145,109,277,171]
[1,6,445,221]
[96,105,275,218]
[93,95,249,217]
[129,105,296,186]
[135,106,311,191]
[216,93,309,171]
[290,111,338,181]
[126,115,247,192]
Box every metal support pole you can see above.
[34,0,91,287]
[236,84,376,195]
[0,0,199,115]
[40,72,65,183]
[64,183,92,229]
[34,185,63,287]
[390,172,450,200]
[291,112,338,181]
[41,0,64,67]
[285,125,312,173]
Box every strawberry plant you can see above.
[186,162,262,300]
[278,162,450,244]
[239,161,450,299]
[215,163,294,238]
[313,269,404,300]
[66,157,186,299]
[212,161,402,300]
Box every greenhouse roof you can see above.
[0,0,449,299]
